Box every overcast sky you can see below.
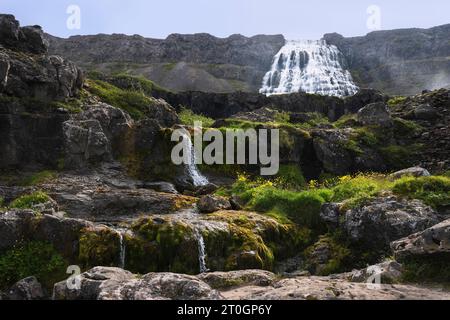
[1,0,449,39]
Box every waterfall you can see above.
[181,131,209,187]
[117,230,126,269]
[260,40,359,97]
[194,229,209,273]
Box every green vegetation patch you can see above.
[179,108,215,127]
[392,176,450,209]
[0,241,67,290]
[19,171,57,186]
[10,191,51,209]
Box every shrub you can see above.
[179,108,215,127]
[0,242,67,290]
[9,191,51,209]
[392,176,450,208]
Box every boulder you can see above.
[391,218,450,260]
[349,261,404,284]
[4,277,45,300]
[20,25,48,54]
[53,267,222,300]
[198,270,276,289]
[413,104,439,120]
[312,129,353,175]
[319,203,341,229]
[390,166,431,179]
[343,196,440,250]
[197,195,232,213]
[147,98,180,127]
[0,15,21,49]
[357,102,393,127]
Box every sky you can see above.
[1,0,449,39]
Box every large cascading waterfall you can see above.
[260,40,359,97]
[181,131,209,187]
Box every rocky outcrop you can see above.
[3,277,45,300]
[53,267,450,300]
[342,196,441,250]
[47,32,285,93]
[391,218,450,260]
[390,167,431,179]
[312,129,353,175]
[324,24,450,95]
[197,195,232,213]
[356,102,392,127]
[0,14,83,100]
[53,267,222,300]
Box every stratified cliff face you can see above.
[46,33,285,93]
[323,24,450,96]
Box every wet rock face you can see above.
[343,196,441,250]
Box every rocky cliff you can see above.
[47,24,450,95]
[324,24,450,96]
[46,32,285,93]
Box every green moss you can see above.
[379,144,422,170]
[401,254,450,284]
[276,165,306,189]
[392,176,450,209]
[304,235,351,276]
[126,218,198,274]
[78,227,121,268]
[179,108,215,127]
[10,191,51,209]
[388,96,407,107]
[19,171,57,186]
[86,79,156,120]
[393,118,423,137]
[0,241,67,290]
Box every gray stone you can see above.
[357,102,393,127]
[5,277,45,300]
[391,218,450,260]
[390,166,431,179]
[414,104,439,120]
[197,195,232,213]
[343,196,440,249]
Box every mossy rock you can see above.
[79,227,121,268]
[126,218,199,274]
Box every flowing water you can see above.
[195,229,209,274]
[260,40,359,97]
[181,131,209,187]
[117,230,126,269]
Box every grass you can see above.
[0,241,67,290]
[19,171,57,186]
[9,191,51,209]
[388,96,407,107]
[392,176,450,209]
[179,108,215,127]
[86,79,156,120]
[226,173,449,232]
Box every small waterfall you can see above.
[181,131,209,187]
[260,40,359,97]
[117,230,126,269]
[194,229,209,274]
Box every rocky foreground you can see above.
[0,14,449,300]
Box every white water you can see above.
[260,40,359,97]
[181,131,209,187]
[117,230,126,269]
[195,229,209,274]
